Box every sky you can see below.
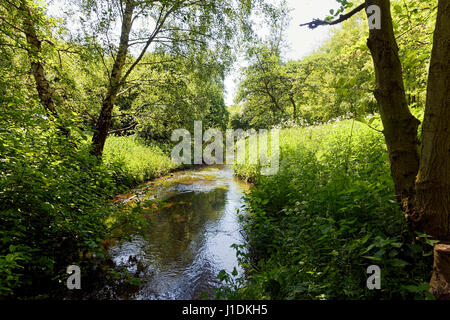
[224,0,340,106]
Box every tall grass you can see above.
[220,120,434,300]
[103,135,178,186]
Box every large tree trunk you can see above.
[303,0,450,300]
[415,0,450,243]
[91,1,135,157]
[414,0,450,299]
[365,0,420,209]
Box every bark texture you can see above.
[365,0,420,210]
[414,0,450,297]
[91,1,135,157]
[415,0,450,242]
[304,0,450,300]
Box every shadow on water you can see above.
[93,165,249,300]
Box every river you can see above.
[93,165,249,300]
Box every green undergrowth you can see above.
[103,135,178,187]
[0,107,177,298]
[220,120,434,300]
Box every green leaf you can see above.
[389,258,409,267]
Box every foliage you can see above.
[221,121,434,300]
[0,103,117,298]
[0,0,440,300]
[103,135,178,186]
[0,0,256,298]
[234,46,289,129]
[118,53,229,143]
[0,101,178,298]
[234,0,436,129]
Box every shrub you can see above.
[0,108,119,298]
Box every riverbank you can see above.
[221,121,434,300]
[0,131,185,299]
[70,165,250,300]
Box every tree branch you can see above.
[119,4,174,86]
[300,3,366,29]
[108,122,137,134]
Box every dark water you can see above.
[97,165,249,300]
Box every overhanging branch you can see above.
[300,3,366,29]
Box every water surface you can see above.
[97,165,249,300]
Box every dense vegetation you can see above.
[103,136,177,186]
[1,0,450,301]
[0,0,279,298]
[221,119,435,299]
[220,0,447,300]
[0,104,177,297]
[230,0,435,128]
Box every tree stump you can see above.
[430,244,450,300]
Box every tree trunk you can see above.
[91,1,135,157]
[303,0,450,300]
[290,94,297,120]
[415,0,450,242]
[19,0,71,137]
[414,0,450,298]
[20,1,58,118]
[289,81,297,120]
[365,0,420,210]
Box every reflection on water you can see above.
[98,165,249,300]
